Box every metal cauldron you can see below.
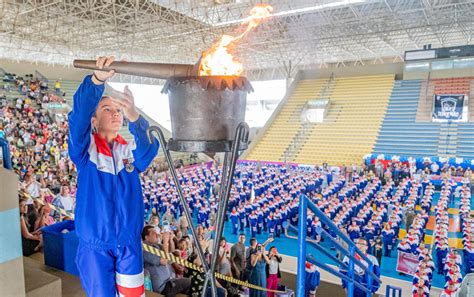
[162,76,253,152]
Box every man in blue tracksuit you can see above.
[68,56,159,296]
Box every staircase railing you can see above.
[386,285,402,297]
[0,138,12,170]
[296,194,382,297]
[34,70,48,83]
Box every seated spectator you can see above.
[52,184,75,219]
[187,252,227,297]
[141,225,191,297]
[34,204,54,230]
[19,198,42,256]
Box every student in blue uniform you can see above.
[435,238,450,275]
[238,206,246,231]
[68,56,159,296]
[347,221,361,242]
[274,210,283,238]
[249,211,258,238]
[230,208,240,235]
[267,213,275,238]
[256,208,264,235]
[382,223,396,257]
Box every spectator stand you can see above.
[296,194,382,297]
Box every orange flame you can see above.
[199,4,273,76]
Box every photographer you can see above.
[248,243,271,297]
[266,246,282,297]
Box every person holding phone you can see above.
[248,244,271,297]
[266,246,282,297]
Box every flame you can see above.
[199,4,273,76]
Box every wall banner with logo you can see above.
[432,94,466,121]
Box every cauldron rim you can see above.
[161,76,254,94]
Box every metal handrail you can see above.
[386,285,402,297]
[296,194,382,297]
[35,70,48,82]
[306,255,372,294]
[0,138,12,170]
[305,195,380,271]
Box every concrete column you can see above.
[0,168,25,297]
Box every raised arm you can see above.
[68,57,115,170]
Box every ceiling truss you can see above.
[0,0,472,81]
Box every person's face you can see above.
[250,239,257,248]
[61,185,69,195]
[356,240,368,254]
[20,202,27,214]
[197,225,204,235]
[146,228,159,244]
[238,234,246,244]
[91,97,123,134]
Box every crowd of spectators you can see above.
[2,70,474,296]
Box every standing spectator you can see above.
[249,244,271,297]
[179,212,189,235]
[55,80,61,96]
[230,233,246,280]
[266,246,282,297]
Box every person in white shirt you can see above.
[53,185,75,214]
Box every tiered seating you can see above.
[55,79,81,104]
[246,79,329,161]
[373,80,440,157]
[295,75,394,165]
[375,77,474,159]
[457,124,474,159]
[432,77,472,95]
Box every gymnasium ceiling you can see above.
[0,0,473,80]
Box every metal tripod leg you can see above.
[147,127,214,294]
[204,122,250,297]
[202,150,231,296]
[148,123,249,297]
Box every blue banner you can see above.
[432,94,465,121]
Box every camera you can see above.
[257,245,262,252]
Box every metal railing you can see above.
[296,194,382,297]
[34,70,48,82]
[0,138,12,170]
[386,285,402,297]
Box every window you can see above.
[431,60,453,70]
[453,58,474,69]
[405,62,430,72]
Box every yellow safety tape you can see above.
[19,190,286,294]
